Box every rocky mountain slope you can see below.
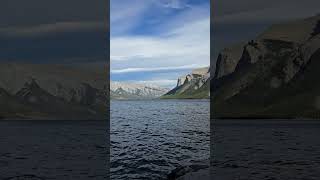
[162,67,210,99]
[110,81,168,99]
[212,14,320,118]
[0,63,108,120]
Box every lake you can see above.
[0,105,318,179]
[110,99,210,180]
[211,120,320,180]
[0,120,108,180]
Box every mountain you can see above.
[110,81,169,99]
[162,67,210,99]
[0,63,108,120]
[212,14,320,119]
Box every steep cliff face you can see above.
[212,14,320,118]
[110,81,168,99]
[214,43,246,79]
[0,63,108,120]
[163,67,210,99]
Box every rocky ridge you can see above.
[212,14,320,118]
[163,67,210,99]
[110,81,168,99]
[0,63,108,120]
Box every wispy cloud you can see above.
[111,64,207,74]
[213,0,320,20]
[0,0,108,63]
[214,4,320,25]
[158,0,190,9]
[111,17,210,70]
[111,0,154,35]
[0,21,105,37]
[111,0,210,87]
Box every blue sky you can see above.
[111,0,210,88]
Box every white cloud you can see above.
[159,0,190,9]
[111,64,207,74]
[111,0,153,35]
[110,1,210,87]
[111,17,210,71]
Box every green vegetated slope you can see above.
[162,80,210,99]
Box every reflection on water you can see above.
[111,99,210,180]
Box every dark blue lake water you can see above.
[110,99,210,180]
[0,120,108,180]
[212,120,320,180]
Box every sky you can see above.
[212,0,320,63]
[111,0,210,88]
[0,0,108,64]
[2,0,319,88]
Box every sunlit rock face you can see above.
[212,14,320,118]
[163,67,210,99]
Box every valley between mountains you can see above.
[1,14,319,119]
[111,67,210,100]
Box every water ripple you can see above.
[110,99,209,180]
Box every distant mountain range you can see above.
[110,81,169,99]
[111,67,211,100]
[162,67,210,99]
[0,63,108,120]
[4,14,318,119]
[0,62,210,120]
[212,14,320,119]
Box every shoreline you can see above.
[111,98,210,101]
